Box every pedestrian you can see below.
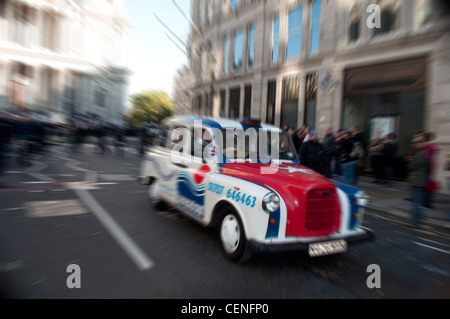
[350,125,365,184]
[383,132,398,185]
[340,130,358,185]
[322,127,336,179]
[282,123,289,133]
[334,128,346,177]
[288,126,302,153]
[300,125,310,145]
[423,131,440,208]
[369,130,386,184]
[0,112,13,185]
[299,130,325,175]
[405,133,429,229]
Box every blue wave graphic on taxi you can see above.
[176,172,206,218]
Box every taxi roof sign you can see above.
[241,118,262,128]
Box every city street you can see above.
[0,142,449,300]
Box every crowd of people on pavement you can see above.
[283,123,442,229]
[0,109,142,183]
[283,124,366,186]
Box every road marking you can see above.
[1,207,25,212]
[26,200,88,218]
[417,237,450,249]
[0,261,23,272]
[74,188,154,271]
[413,242,450,255]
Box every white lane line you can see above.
[1,207,25,212]
[74,188,154,271]
[413,242,450,255]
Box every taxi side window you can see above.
[158,125,171,148]
[191,127,214,159]
[170,125,190,154]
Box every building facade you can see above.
[0,0,130,125]
[189,0,450,191]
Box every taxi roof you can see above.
[167,116,281,132]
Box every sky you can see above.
[125,0,191,98]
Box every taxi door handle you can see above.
[174,163,188,169]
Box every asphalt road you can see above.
[1,143,449,300]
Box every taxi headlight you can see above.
[262,193,280,214]
[355,191,370,208]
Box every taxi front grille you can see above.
[305,188,339,232]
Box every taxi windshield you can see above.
[219,128,296,162]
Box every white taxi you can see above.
[139,117,372,262]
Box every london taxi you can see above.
[139,117,372,262]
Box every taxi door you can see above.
[172,124,216,221]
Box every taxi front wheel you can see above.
[219,209,252,263]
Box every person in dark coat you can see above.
[0,113,13,181]
[405,133,429,229]
[288,126,301,153]
[322,127,336,179]
[299,130,325,175]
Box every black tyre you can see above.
[148,184,168,211]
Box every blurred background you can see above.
[0,0,449,300]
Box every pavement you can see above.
[343,175,450,232]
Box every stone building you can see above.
[0,0,130,125]
[188,0,450,190]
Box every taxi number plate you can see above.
[309,240,347,257]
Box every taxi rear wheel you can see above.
[219,209,252,263]
[148,184,167,211]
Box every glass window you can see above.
[248,23,255,68]
[223,36,229,74]
[286,5,303,59]
[281,76,299,128]
[349,1,362,42]
[414,0,433,28]
[230,0,238,11]
[266,80,276,125]
[305,73,318,129]
[310,0,321,54]
[233,29,244,70]
[244,84,252,118]
[272,13,280,64]
[229,87,241,119]
[373,0,400,36]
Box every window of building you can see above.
[286,5,303,59]
[201,49,209,82]
[220,89,226,117]
[281,75,299,128]
[348,1,363,42]
[223,35,229,75]
[204,93,211,116]
[266,80,276,125]
[244,84,252,118]
[305,73,318,129]
[310,0,321,54]
[373,0,400,36]
[248,23,255,68]
[230,0,238,11]
[0,0,6,19]
[272,13,280,64]
[95,87,106,108]
[229,86,241,119]
[414,0,433,28]
[233,29,244,70]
